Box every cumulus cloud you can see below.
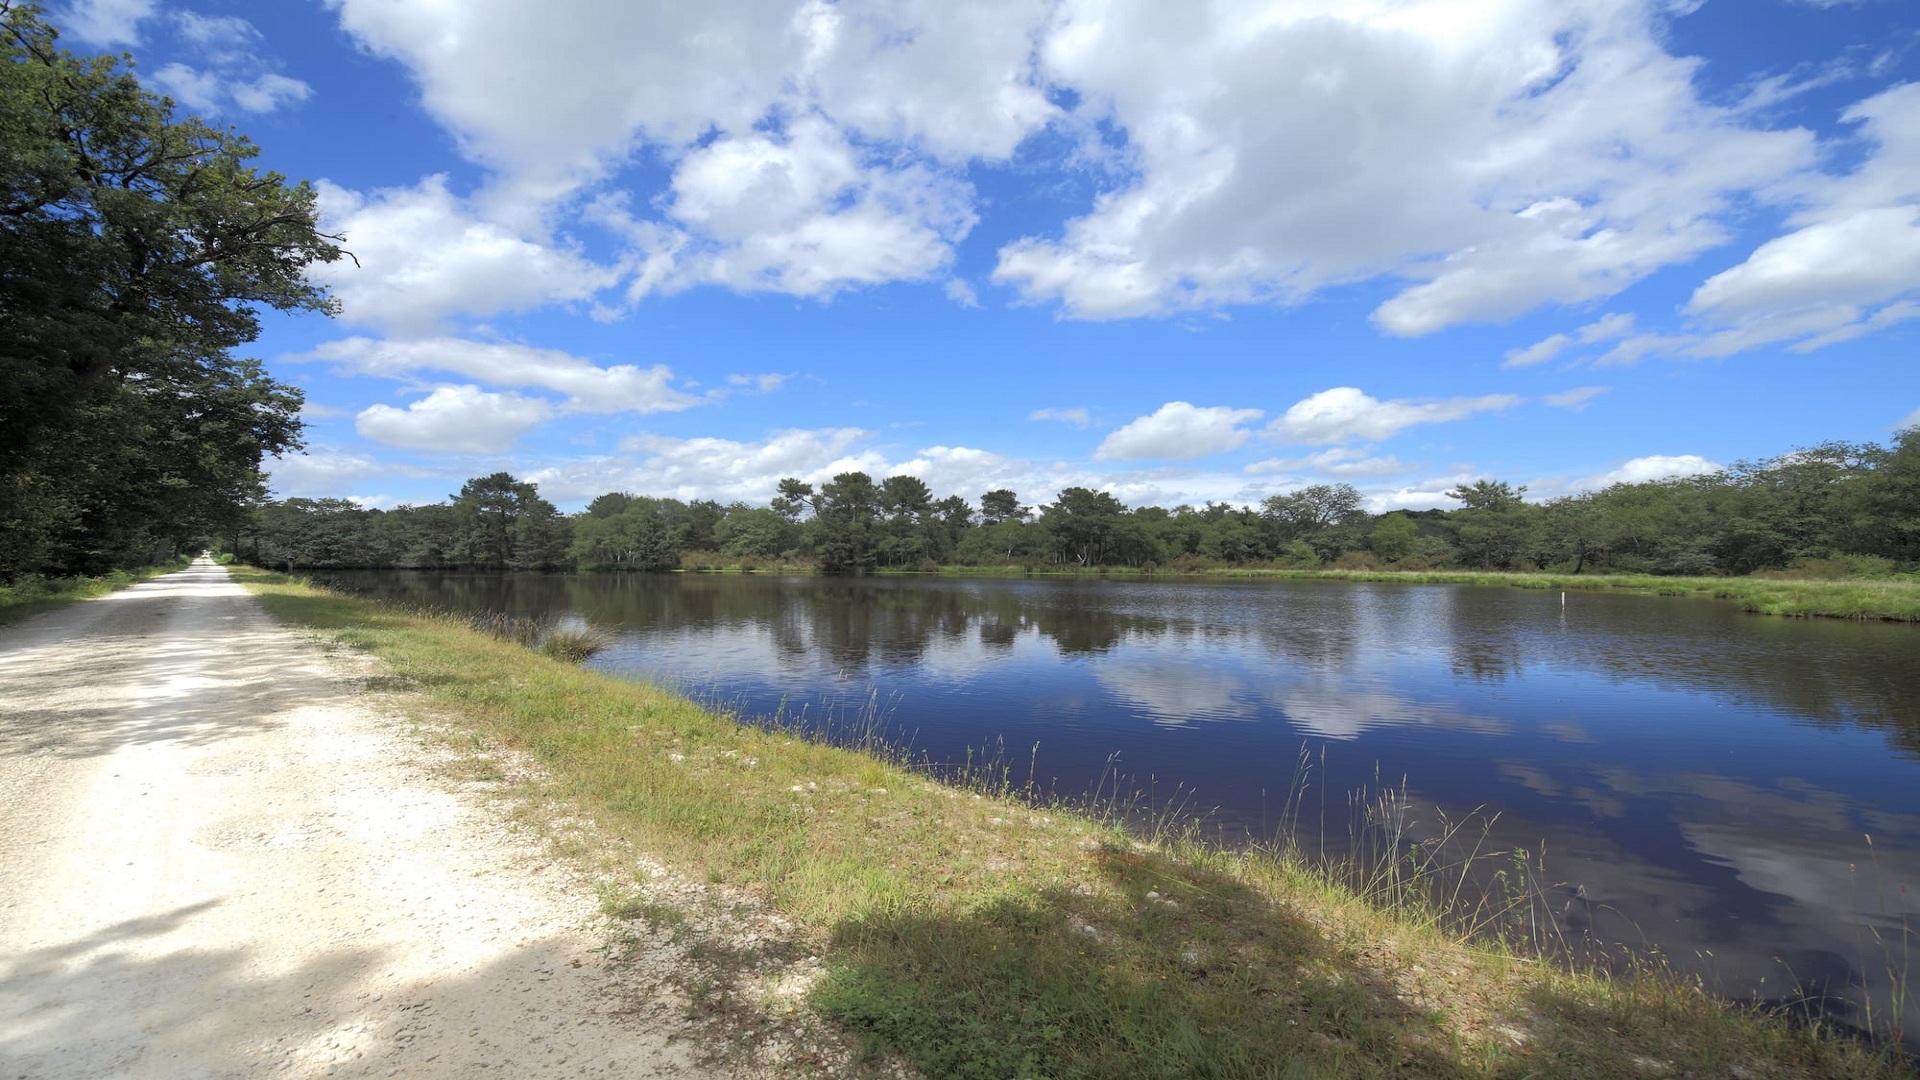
[585,427,887,503]
[312,177,618,334]
[321,0,1054,302]
[299,0,1920,350]
[300,337,699,415]
[1244,447,1410,477]
[1576,454,1722,490]
[514,425,1294,510]
[649,117,976,298]
[265,449,393,498]
[1685,82,1920,355]
[1366,471,1490,512]
[995,1,1812,331]
[292,0,1920,353]
[1095,402,1264,461]
[584,432,1026,506]
[1267,387,1519,445]
[1030,407,1092,428]
[152,64,311,114]
[1546,386,1611,411]
[1504,314,1636,369]
[355,386,555,453]
[944,279,981,307]
[59,0,155,47]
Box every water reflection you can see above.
[328,571,1920,1038]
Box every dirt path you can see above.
[0,560,717,1079]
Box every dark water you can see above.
[332,570,1920,1036]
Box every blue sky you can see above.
[56,0,1920,511]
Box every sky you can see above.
[53,0,1920,513]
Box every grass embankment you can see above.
[0,557,193,626]
[235,566,1908,1079]
[1199,569,1920,622]
[887,565,1920,623]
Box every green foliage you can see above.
[245,428,1920,583]
[0,3,340,577]
[571,494,689,571]
[1367,513,1420,562]
[453,473,566,570]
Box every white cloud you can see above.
[1095,402,1264,461]
[323,0,1050,299]
[995,1,1813,330]
[1899,407,1920,431]
[1502,332,1574,370]
[526,427,885,504]
[651,117,975,298]
[305,0,1920,346]
[60,0,155,47]
[1267,387,1519,445]
[1593,333,1688,366]
[173,12,255,52]
[1545,386,1611,411]
[1030,407,1092,428]
[312,177,618,334]
[1366,471,1489,512]
[725,373,789,394]
[265,449,390,498]
[1244,447,1410,477]
[355,386,555,453]
[147,13,312,117]
[1684,82,1920,355]
[152,64,312,115]
[514,425,1298,510]
[1576,454,1721,490]
[944,279,981,308]
[1503,313,1636,368]
[300,336,699,415]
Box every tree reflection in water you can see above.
[326,570,1920,1042]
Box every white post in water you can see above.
[1561,591,1566,607]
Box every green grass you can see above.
[888,565,1920,622]
[234,567,1912,1079]
[1197,568,1920,622]
[0,557,193,626]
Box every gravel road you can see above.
[0,560,716,1079]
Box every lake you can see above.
[328,569,1920,1038]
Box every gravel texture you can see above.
[0,560,721,1079]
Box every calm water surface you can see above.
[333,570,1920,1034]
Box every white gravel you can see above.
[0,560,719,1079]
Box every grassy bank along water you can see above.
[0,556,193,625]
[235,567,1910,1079]
[872,565,1920,624]
[1201,569,1920,623]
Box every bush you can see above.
[1757,554,1900,580]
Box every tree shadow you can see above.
[810,844,1480,1079]
[0,898,688,1078]
[0,574,364,760]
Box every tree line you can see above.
[240,428,1920,578]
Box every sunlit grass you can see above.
[234,566,1912,1078]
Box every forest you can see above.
[239,429,1920,578]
